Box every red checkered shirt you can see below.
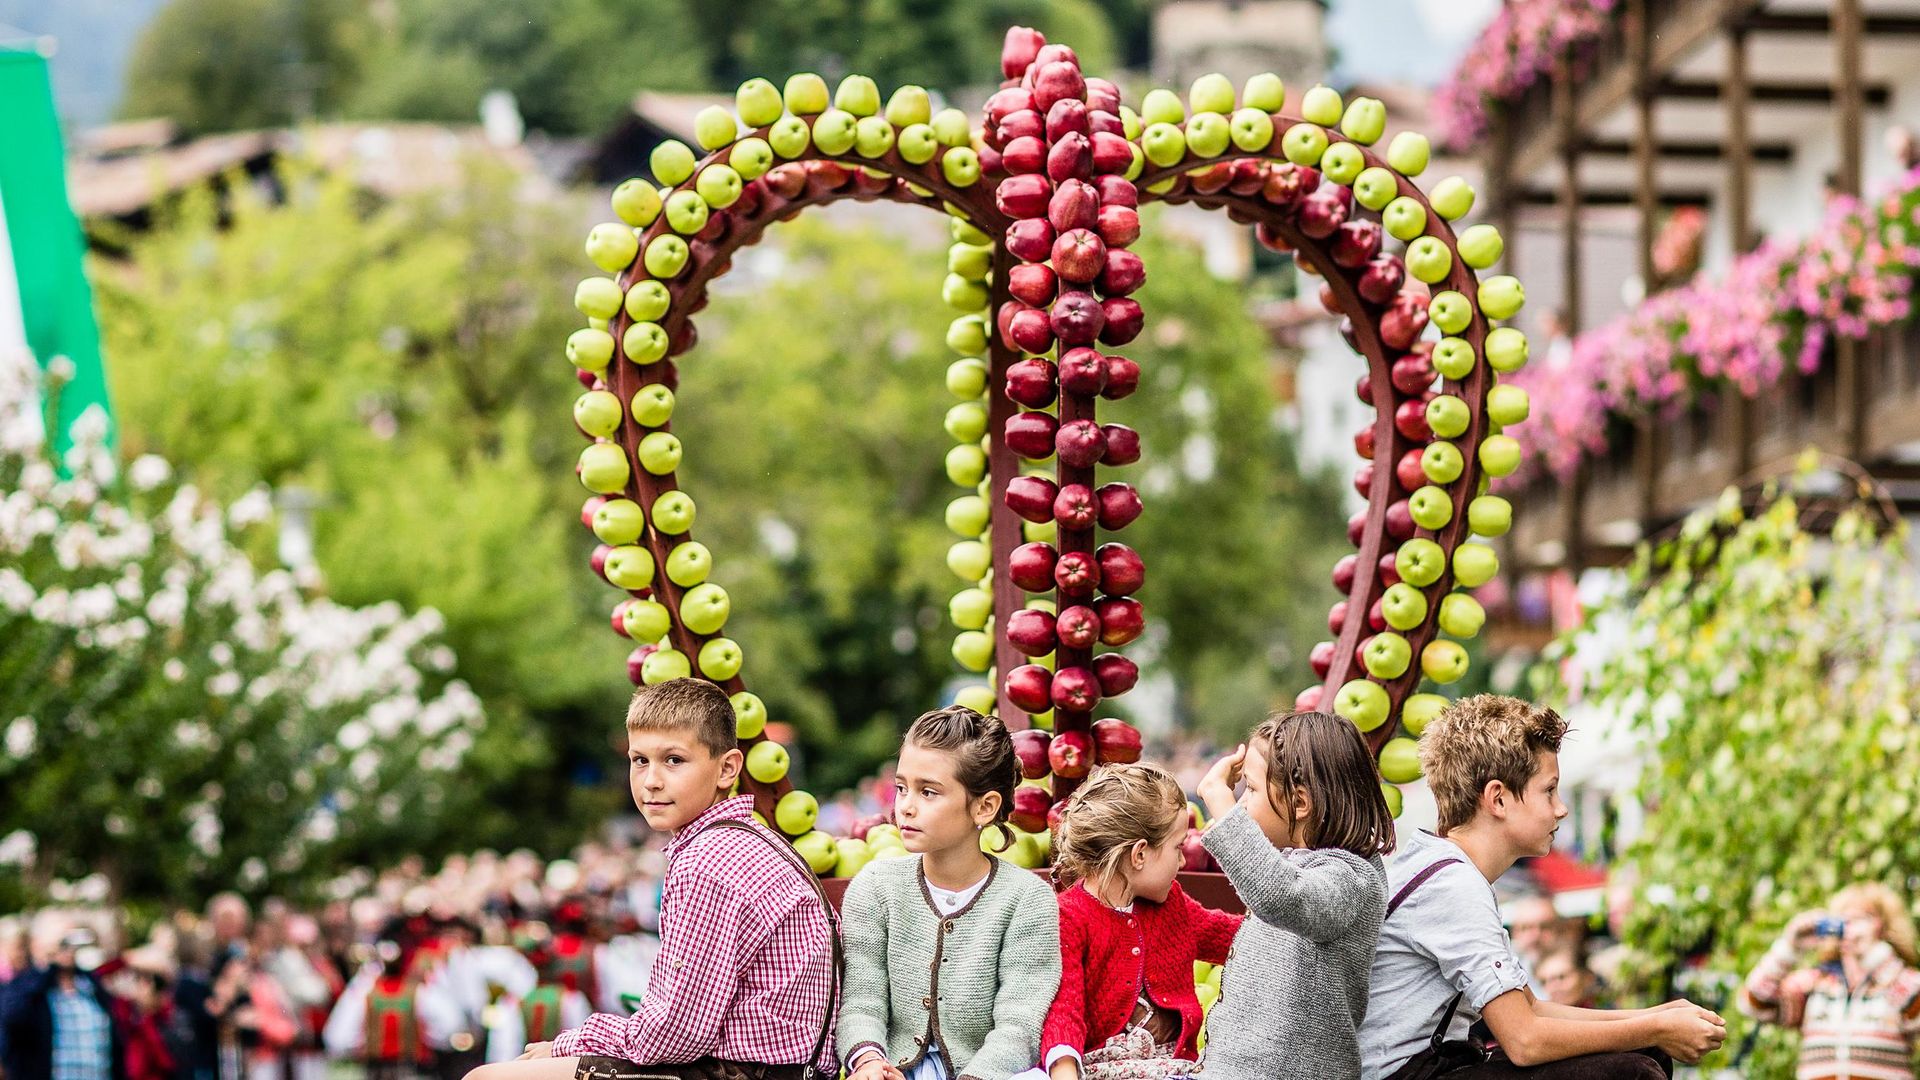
[551,797,838,1069]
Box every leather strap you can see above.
[700,818,842,1076]
[1387,857,1464,919]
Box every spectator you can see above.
[1507,894,1577,997]
[0,920,125,1080]
[1535,949,1599,1010]
[106,947,176,1080]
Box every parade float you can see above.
[563,27,1529,886]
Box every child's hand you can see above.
[849,1058,899,1080]
[1198,744,1247,822]
[1048,1056,1082,1080]
[519,1042,554,1060]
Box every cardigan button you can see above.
[923,996,935,1009]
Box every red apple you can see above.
[1006,664,1054,713]
[1007,607,1058,656]
[1332,553,1359,592]
[1051,667,1102,713]
[1056,604,1102,649]
[763,164,808,198]
[1052,229,1107,283]
[1099,249,1146,296]
[1229,158,1267,195]
[1294,686,1322,712]
[1379,293,1431,351]
[999,109,1044,145]
[997,173,1052,219]
[1012,728,1054,779]
[1010,785,1053,832]
[1005,358,1058,407]
[1385,500,1416,542]
[1053,483,1097,529]
[1006,411,1060,459]
[1099,297,1144,345]
[1051,290,1106,345]
[1354,423,1376,459]
[581,495,610,529]
[1058,347,1108,395]
[1048,180,1099,231]
[1034,43,1079,69]
[1181,829,1212,871]
[1055,550,1100,595]
[1095,174,1137,208]
[1008,540,1059,591]
[1333,219,1383,268]
[591,543,613,579]
[1328,600,1348,634]
[1377,552,1401,587]
[986,87,1037,124]
[1006,218,1055,262]
[611,599,636,637]
[1094,482,1142,530]
[1047,98,1089,140]
[1090,131,1134,174]
[1391,353,1436,396]
[1095,543,1144,595]
[1032,62,1086,113]
[1394,398,1432,441]
[1263,163,1319,208]
[1310,640,1337,678]
[1096,205,1140,248]
[1006,478,1059,524]
[1102,356,1141,399]
[1255,222,1292,253]
[626,644,657,686]
[1297,190,1349,239]
[1086,78,1121,114]
[1353,462,1375,498]
[1355,372,1374,406]
[1055,418,1107,467]
[1092,655,1138,698]
[1394,448,1427,492]
[1091,717,1142,762]
[1008,263,1059,307]
[1095,597,1144,645]
[1347,511,1367,547]
[1048,727,1095,775]
[1358,254,1407,305]
[1001,27,1045,79]
[1318,282,1342,316]
[1188,163,1234,195]
[1009,305,1056,353]
[1100,424,1141,466]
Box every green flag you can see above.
[0,41,111,455]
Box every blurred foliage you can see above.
[121,0,1156,137]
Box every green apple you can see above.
[1281,123,1328,166]
[1340,97,1387,145]
[866,822,906,850]
[1128,146,1148,182]
[884,85,932,127]
[945,401,988,443]
[952,630,993,672]
[746,739,791,783]
[1381,782,1404,819]
[1142,123,1188,167]
[1395,538,1446,587]
[812,110,857,155]
[835,74,881,117]
[585,223,639,273]
[1433,337,1476,380]
[789,830,834,875]
[1438,593,1486,638]
[854,115,895,159]
[1024,518,1057,544]
[638,431,682,474]
[1408,485,1454,531]
[769,115,812,158]
[1353,167,1398,210]
[773,790,818,836]
[1478,435,1522,478]
[946,444,987,488]
[1467,495,1512,538]
[624,321,670,365]
[1382,196,1428,242]
[941,147,981,187]
[735,78,784,127]
[1487,384,1530,426]
[568,327,616,372]
[948,540,991,582]
[678,583,731,637]
[592,499,647,544]
[1425,395,1470,439]
[732,691,768,739]
[699,637,744,680]
[650,490,695,534]
[578,443,629,493]
[1119,106,1142,140]
[1420,640,1469,684]
[1422,441,1465,485]
[1229,108,1274,152]
[947,315,988,355]
[1378,737,1422,783]
[1335,679,1390,732]
[950,588,993,630]
[667,543,714,588]
[1320,142,1364,185]
[1405,236,1452,284]
[1242,72,1285,112]
[695,164,743,208]
[575,277,623,320]
[1458,224,1503,269]
[622,598,672,642]
[619,282,666,325]
[642,646,692,684]
[931,108,972,147]
[1478,275,1525,320]
[602,544,655,590]
[948,242,992,279]
[784,73,830,114]
[694,105,738,151]
[612,180,662,227]
[1189,73,1237,114]
[898,124,938,164]
[650,140,696,186]
[574,390,622,438]
[1386,131,1429,176]
[1485,327,1529,373]
[631,384,675,427]
[1400,693,1448,736]
[946,494,989,537]
[1141,88,1186,126]
[943,273,988,312]
[1381,582,1429,631]
[1429,291,1473,335]
[998,830,1044,868]
[1364,632,1412,679]
[1301,85,1344,126]
[1185,112,1231,158]
[1430,175,1476,219]
[1452,543,1499,588]
[954,684,996,715]
[833,837,872,879]
[643,235,690,279]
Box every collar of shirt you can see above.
[664,795,757,862]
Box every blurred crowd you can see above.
[0,842,675,1080]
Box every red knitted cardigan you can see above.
[1040,880,1243,1062]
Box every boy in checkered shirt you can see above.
[467,680,838,1080]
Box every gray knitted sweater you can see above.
[836,854,1061,1080]
[1195,804,1388,1080]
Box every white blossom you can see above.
[0,569,34,613]
[162,658,187,683]
[128,455,172,492]
[0,830,36,866]
[228,486,274,529]
[4,716,35,758]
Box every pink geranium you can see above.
[1435,0,1618,149]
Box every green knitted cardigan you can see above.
[836,853,1062,1080]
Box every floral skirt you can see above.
[1080,1025,1196,1080]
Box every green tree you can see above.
[1539,478,1920,1078]
[118,0,367,133]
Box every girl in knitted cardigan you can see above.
[1039,764,1243,1080]
[837,707,1062,1080]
